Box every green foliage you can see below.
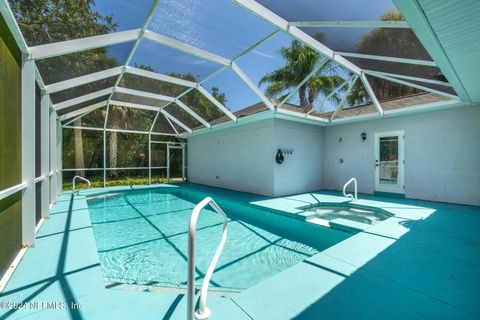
[62,177,167,191]
[63,129,103,169]
[10,0,119,90]
[348,10,423,104]
[12,0,228,185]
[259,40,346,111]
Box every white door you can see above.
[374,131,404,194]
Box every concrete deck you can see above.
[1,184,479,319]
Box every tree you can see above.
[11,0,229,182]
[348,10,425,104]
[10,0,118,177]
[259,40,346,112]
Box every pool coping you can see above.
[78,183,480,319]
[2,184,478,319]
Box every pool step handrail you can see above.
[343,178,358,201]
[72,176,91,195]
[187,197,228,320]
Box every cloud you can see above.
[252,50,274,59]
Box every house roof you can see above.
[201,92,451,129]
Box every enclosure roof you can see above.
[2,0,476,136]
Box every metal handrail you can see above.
[343,178,358,201]
[72,176,91,195]
[187,197,228,320]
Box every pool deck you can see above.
[1,184,479,319]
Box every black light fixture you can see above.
[361,132,367,141]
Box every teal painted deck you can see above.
[1,184,479,319]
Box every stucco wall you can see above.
[188,119,276,196]
[187,118,325,197]
[323,105,480,206]
[188,105,479,206]
[273,119,324,196]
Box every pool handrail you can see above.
[187,197,228,320]
[72,176,91,195]
[343,177,358,201]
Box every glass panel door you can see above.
[375,131,404,194]
[167,144,185,182]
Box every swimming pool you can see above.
[86,185,350,292]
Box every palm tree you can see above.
[259,40,346,112]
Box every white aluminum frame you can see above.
[360,72,383,116]
[307,77,351,115]
[278,58,330,108]
[5,0,463,144]
[125,66,197,88]
[197,85,237,121]
[46,67,123,94]
[59,101,108,122]
[21,59,36,246]
[330,75,359,121]
[290,21,410,28]
[114,87,176,102]
[144,30,231,66]
[161,109,193,133]
[54,87,114,111]
[109,100,163,112]
[334,51,437,67]
[28,29,141,60]
[363,69,453,87]
[364,71,458,100]
[40,93,50,218]
[231,62,275,110]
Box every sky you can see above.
[91,0,397,113]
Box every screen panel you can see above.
[106,132,149,168]
[149,0,275,59]
[129,40,223,82]
[50,76,117,104]
[163,104,202,129]
[75,107,107,129]
[9,0,153,46]
[299,27,433,61]
[178,89,226,124]
[107,105,157,132]
[37,42,133,85]
[256,0,398,22]
[63,128,104,169]
[119,72,189,97]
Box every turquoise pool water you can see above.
[86,186,349,292]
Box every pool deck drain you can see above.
[1,183,479,319]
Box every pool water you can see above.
[309,205,390,225]
[86,187,348,292]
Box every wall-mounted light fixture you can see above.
[361,132,367,142]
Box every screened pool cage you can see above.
[0,0,465,243]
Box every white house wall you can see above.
[323,105,480,206]
[188,105,479,206]
[273,119,324,196]
[188,119,276,196]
